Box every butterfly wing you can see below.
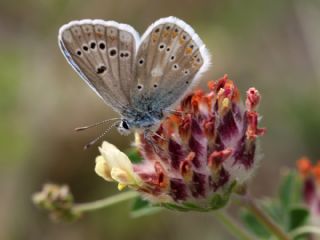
[58,19,139,113]
[131,16,211,112]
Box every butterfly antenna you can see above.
[83,121,121,150]
[75,118,120,131]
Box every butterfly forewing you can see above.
[59,17,211,132]
[58,20,139,113]
[131,17,210,112]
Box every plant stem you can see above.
[239,196,290,240]
[73,191,139,213]
[290,225,320,238]
[213,210,255,240]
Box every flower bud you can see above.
[32,183,80,221]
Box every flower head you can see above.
[297,157,320,225]
[96,75,265,211]
[32,183,80,221]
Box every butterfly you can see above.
[58,16,210,147]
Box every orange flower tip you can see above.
[207,80,216,91]
[180,160,193,181]
[216,76,228,92]
[208,148,233,170]
[312,163,320,182]
[297,157,312,176]
[223,73,228,78]
[179,152,196,179]
[154,162,168,188]
[246,111,266,139]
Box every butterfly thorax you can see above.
[123,108,164,130]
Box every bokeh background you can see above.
[1,0,320,239]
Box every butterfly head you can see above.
[117,119,132,135]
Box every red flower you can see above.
[129,75,265,209]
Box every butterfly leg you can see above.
[144,130,166,155]
[163,109,185,117]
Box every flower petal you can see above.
[96,141,142,188]
[99,141,133,174]
[95,155,112,181]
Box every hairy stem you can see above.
[239,196,290,240]
[213,210,255,240]
[290,225,320,238]
[73,191,139,213]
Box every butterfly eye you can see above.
[117,120,131,135]
[122,120,129,130]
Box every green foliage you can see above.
[162,181,237,212]
[240,170,310,239]
[209,194,230,210]
[241,210,271,238]
[130,181,237,215]
[130,196,161,218]
[127,148,143,164]
[288,207,309,231]
[279,171,302,208]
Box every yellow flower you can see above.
[95,141,142,190]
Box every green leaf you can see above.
[162,203,191,212]
[288,206,309,231]
[210,194,229,210]
[240,210,271,239]
[279,171,301,209]
[130,196,161,218]
[182,202,209,212]
[209,181,236,210]
[261,199,286,226]
[126,148,142,163]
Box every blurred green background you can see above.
[1,0,320,239]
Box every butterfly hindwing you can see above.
[131,17,210,112]
[58,20,139,113]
